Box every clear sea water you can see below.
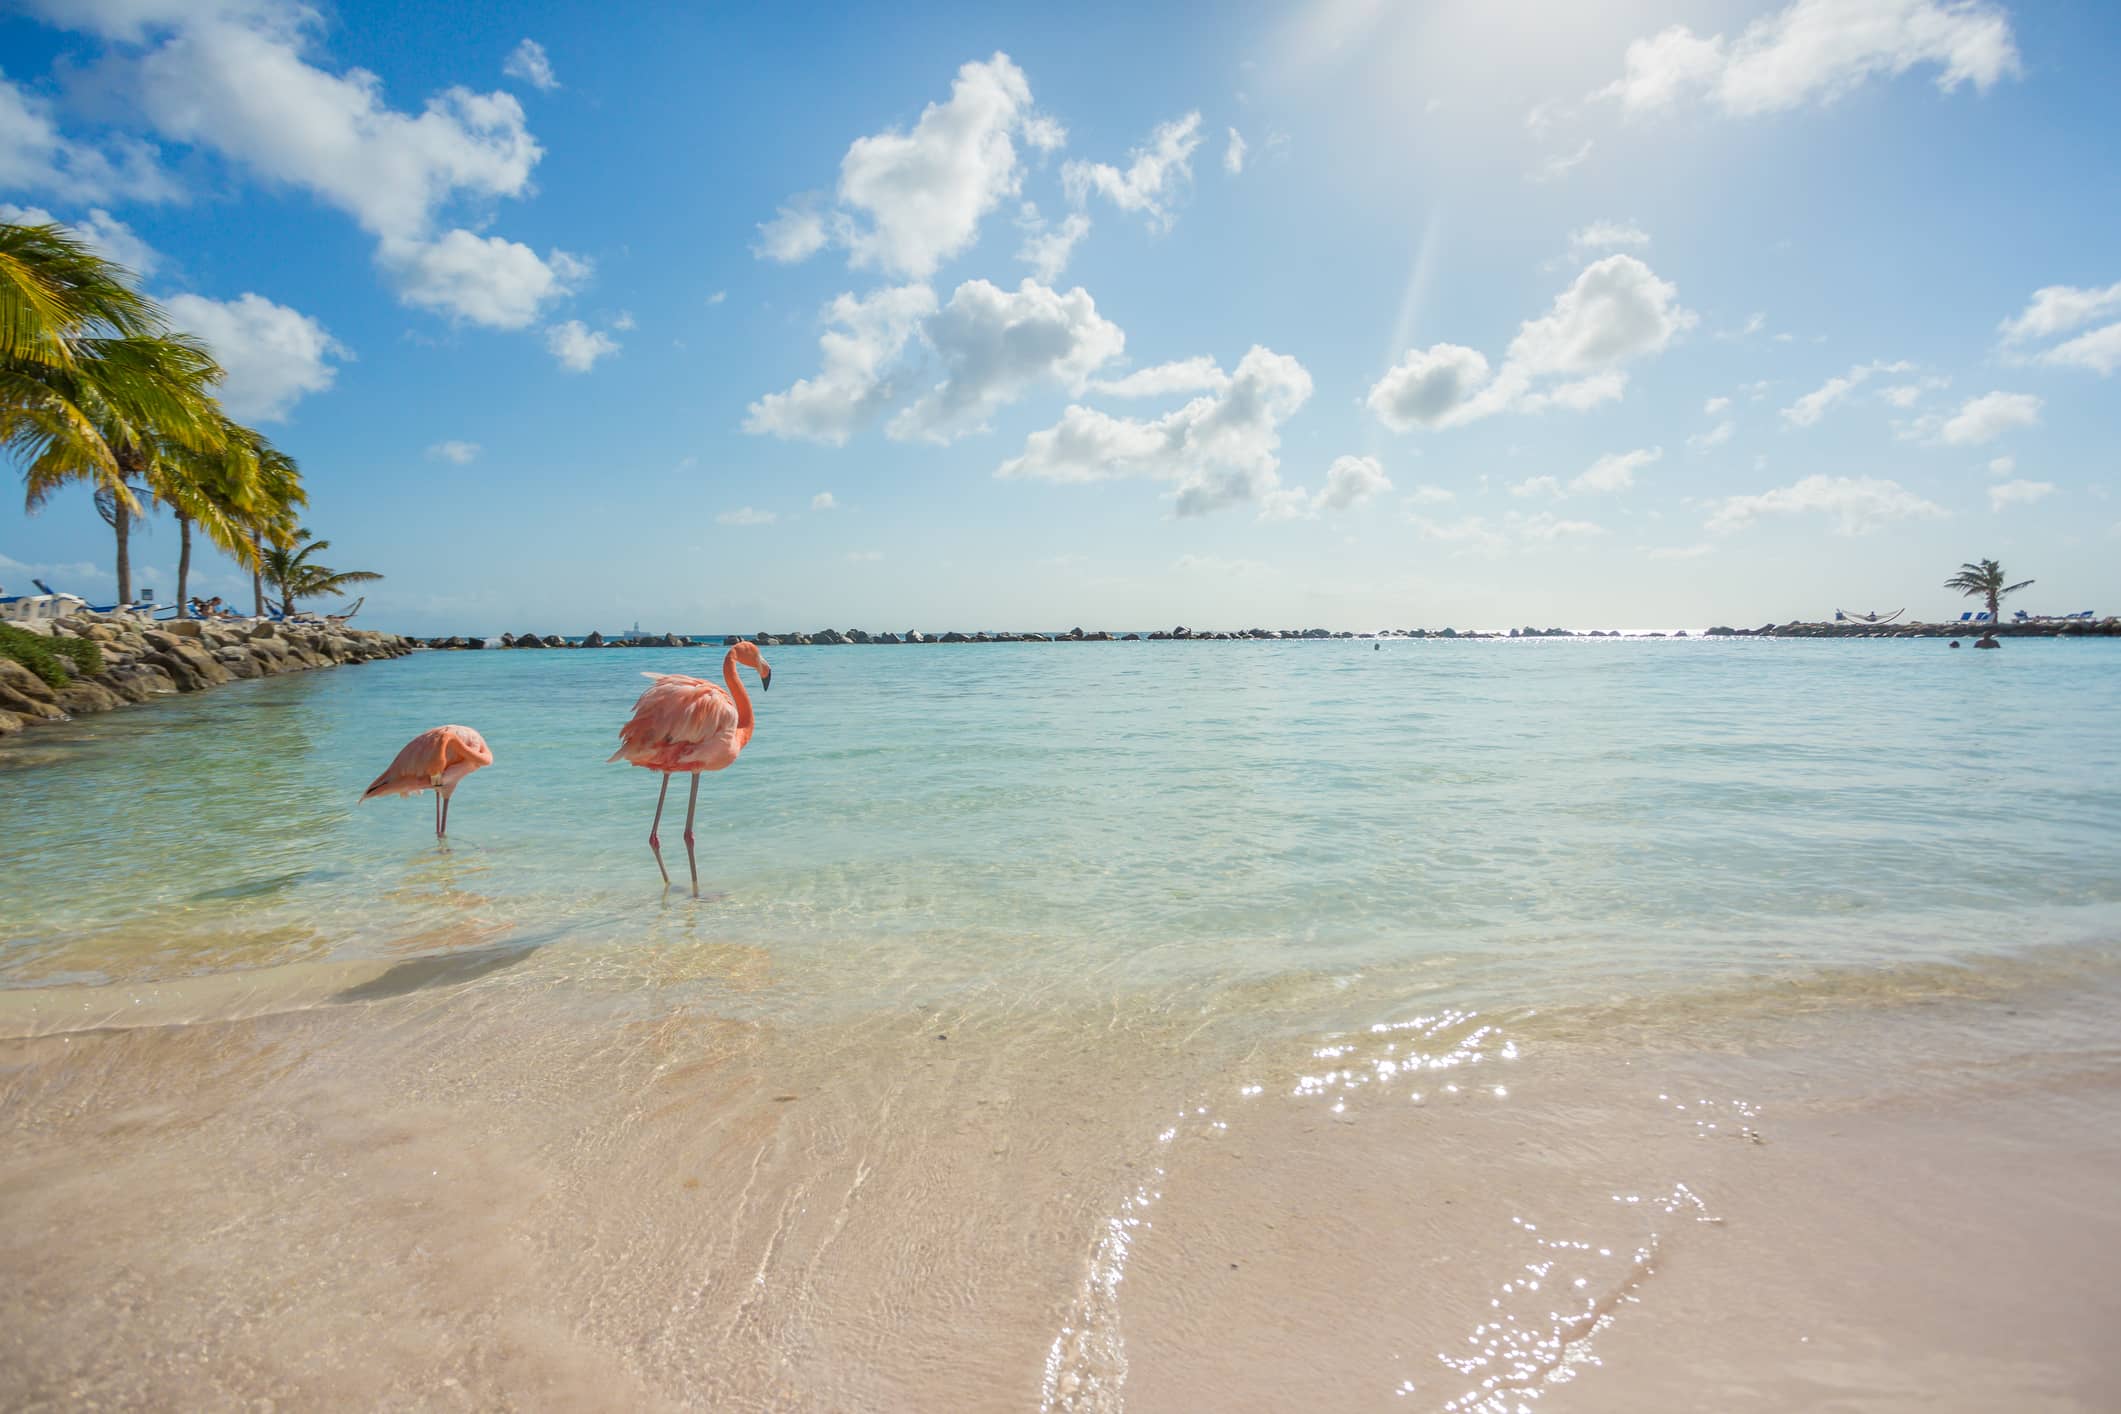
[4,637,2119,1019]
[8,638,2121,1411]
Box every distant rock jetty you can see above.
[0,613,415,738]
[418,617,2121,651]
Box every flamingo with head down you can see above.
[609,640,772,894]
[362,724,494,839]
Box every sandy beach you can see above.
[4,939,2117,1411]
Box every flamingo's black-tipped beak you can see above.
[759,663,772,691]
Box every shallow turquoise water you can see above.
[4,638,2120,1018]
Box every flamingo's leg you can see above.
[434,787,444,839]
[440,788,452,839]
[648,773,672,886]
[683,772,701,898]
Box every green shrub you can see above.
[50,633,101,678]
[1,623,69,687]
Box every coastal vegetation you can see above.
[0,219,364,618]
[260,528,381,617]
[0,620,101,688]
[1944,559,2034,629]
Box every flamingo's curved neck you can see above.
[724,649,755,740]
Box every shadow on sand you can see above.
[329,944,540,1003]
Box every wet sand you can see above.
[3,946,2117,1411]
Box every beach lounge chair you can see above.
[1958,612,1973,622]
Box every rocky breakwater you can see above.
[1704,618,2121,639]
[0,614,416,738]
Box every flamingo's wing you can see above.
[364,725,494,799]
[608,675,740,768]
[364,728,452,799]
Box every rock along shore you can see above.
[419,617,2121,651]
[0,614,416,738]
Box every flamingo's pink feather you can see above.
[363,724,493,799]
[608,673,746,773]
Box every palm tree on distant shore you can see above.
[261,528,381,617]
[1945,559,2033,631]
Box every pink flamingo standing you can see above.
[608,640,772,894]
[361,724,494,839]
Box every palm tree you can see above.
[260,528,381,617]
[156,415,271,615]
[243,444,306,616]
[2,220,228,603]
[1944,559,2034,632]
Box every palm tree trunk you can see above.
[176,513,193,616]
[113,497,132,606]
[251,532,266,617]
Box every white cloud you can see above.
[163,291,345,420]
[1707,474,1946,535]
[1987,456,2014,476]
[1266,455,1393,521]
[0,72,174,204]
[752,55,1060,278]
[503,38,558,91]
[609,310,635,331]
[1989,479,2055,510]
[2041,322,2121,376]
[1365,344,1492,431]
[1779,359,1914,427]
[744,283,937,445]
[1939,390,2041,445]
[1704,395,1731,415]
[1998,281,2121,344]
[707,290,727,305]
[811,491,837,510]
[1649,542,1714,560]
[87,4,546,248]
[1224,126,1247,175]
[28,4,591,329]
[1408,511,1604,554]
[888,278,1125,443]
[1089,356,1228,399]
[426,439,480,464]
[716,507,777,526]
[1022,115,1066,153]
[997,345,1312,517]
[1368,255,1694,431]
[0,203,162,276]
[754,198,832,264]
[1063,112,1203,231]
[372,231,586,329]
[1510,475,1564,499]
[1519,370,1629,413]
[1530,139,1594,182]
[1403,484,1456,505]
[1688,419,1736,452]
[1316,455,1390,510]
[837,53,1045,278]
[1570,220,1648,255]
[1014,204,1091,283]
[1598,0,2020,116]
[545,318,619,372]
[1572,446,1660,493]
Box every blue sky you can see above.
[2,0,2117,633]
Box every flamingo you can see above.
[361,725,494,839]
[608,640,772,894]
